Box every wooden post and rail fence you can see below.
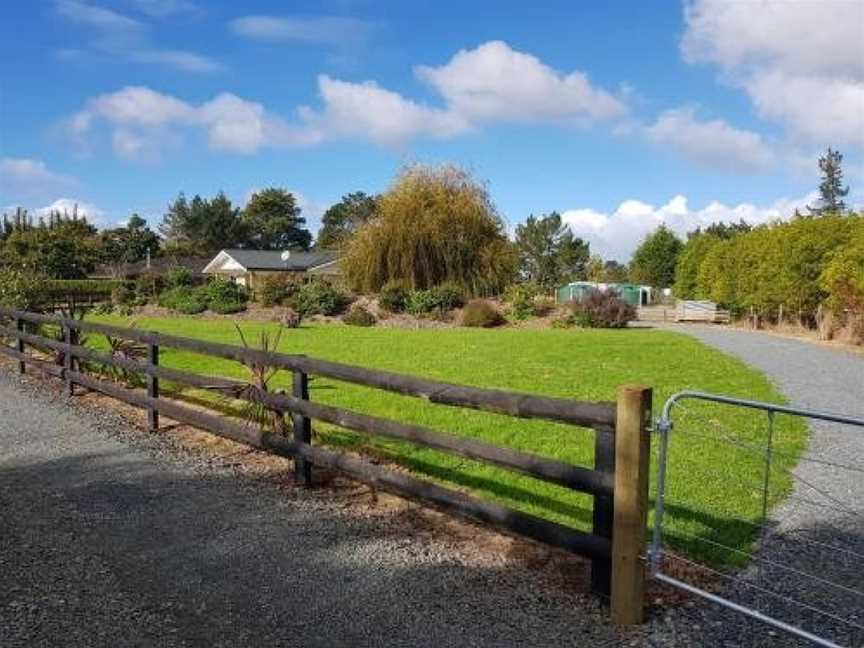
[0,307,652,625]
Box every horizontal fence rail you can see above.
[0,307,652,623]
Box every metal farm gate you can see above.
[650,391,864,647]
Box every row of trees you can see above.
[673,214,863,322]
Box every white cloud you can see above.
[681,0,864,148]
[301,75,469,146]
[229,15,372,47]
[416,40,627,124]
[69,86,317,159]
[54,0,220,74]
[131,49,223,73]
[644,107,775,171]
[55,0,141,30]
[66,41,633,155]
[35,198,106,224]
[561,192,816,261]
[0,158,78,201]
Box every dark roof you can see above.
[222,249,339,271]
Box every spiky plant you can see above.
[233,323,290,434]
[101,320,147,387]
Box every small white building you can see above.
[202,249,340,289]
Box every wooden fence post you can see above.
[591,425,615,597]
[147,342,159,432]
[292,368,312,485]
[611,385,652,625]
[63,324,74,397]
[16,317,25,374]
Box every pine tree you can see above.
[808,147,849,215]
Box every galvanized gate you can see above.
[650,391,864,647]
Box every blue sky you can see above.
[1,0,862,259]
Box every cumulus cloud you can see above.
[416,40,627,124]
[66,40,632,156]
[300,75,470,146]
[561,192,815,261]
[68,86,319,159]
[681,0,864,148]
[644,107,775,171]
[0,158,78,201]
[229,15,372,48]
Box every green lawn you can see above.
[88,315,807,566]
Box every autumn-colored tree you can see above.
[342,164,517,295]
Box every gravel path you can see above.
[651,325,864,648]
[0,369,628,648]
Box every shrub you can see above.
[568,291,636,328]
[176,296,208,315]
[343,304,376,327]
[0,268,45,310]
[135,271,164,303]
[290,279,349,316]
[460,299,505,327]
[503,283,538,320]
[406,289,439,316]
[258,276,298,307]
[204,278,249,305]
[378,280,409,312]
[209,299,247,314]
[166,266,193,288]
[111,282,137,307]
[431,281,465,310]
[159,286,195,310]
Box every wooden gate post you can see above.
[15,317,25,374]
[611,385,652,625]
[292,368,312,485]
[147,342,159,432]
[63,324,74,397]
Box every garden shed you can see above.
[557,281,653,307]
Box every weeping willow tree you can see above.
[342,164,518,295]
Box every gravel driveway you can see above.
[651,325,864,648]
[0,369,627,648]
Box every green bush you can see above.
[258,276,298,307]
[166,266,193,288]
[135,271,164,303]
[0,268,45,310]
[378,280,409,312]
[290,279,350,316]
[343,304,376,326]
[176,296,208,314]
[460,299,505,327]
[209,299,247,314]
[405,289,438,315]
[503,283,539,320]
[111,283,137,307]
[431,281,465,310]
[204,278,249,305]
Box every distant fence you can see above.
[0,307,653,624]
